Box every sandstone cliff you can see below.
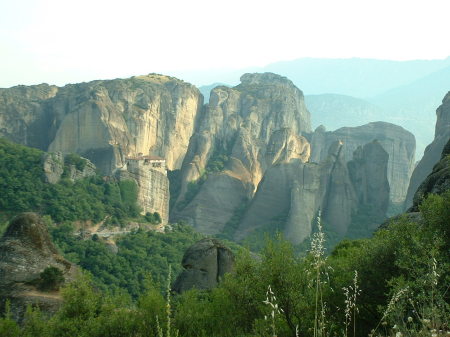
[0,84,58,150]
[409,138,450,211]
[117,156,169,224]
[0,74,203,173]
[171,73,311,234]
[0,213,78,320]
[348,141,390,227]
[235,140,390,244]
[405,92,450,209]
[309,122,415,204]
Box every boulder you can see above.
[172,238,234,293]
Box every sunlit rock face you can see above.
[171,73,312,234]
[405,92,450,209]
[309,122,415,204]
[0,74,203,174]
[117,155,170,224]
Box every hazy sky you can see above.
[1,0,449,88]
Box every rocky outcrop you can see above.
[171,73,311,233]
[410,138,450,211]
[0,213,78,320]
[0,74,203,174]
[309,122,415,204]
[42,152,96,184]
[405,92,450,209]
[117,156,169,224]
[42,152,64,184]
[172,238,234,293]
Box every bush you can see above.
[38,267,65,291]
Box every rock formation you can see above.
[172,238,234,293]
[0,75,202,225]
[0,74,203,173]
[348,141,390,228]
[234,140,390,244]
[0,213,78,320]
[409,138,450,211]
[171,73,311,234]
[309,122,415,204]
[405,92,450,209]
[42,152,96,184]
[0,84,59,150]
[117,155,170,224]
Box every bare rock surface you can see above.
[172,73,311,233]
[410,138,450,211]
[172,238,234,293]
[0,74,203,174]
[309,122,415,204]
[405,92,450,208]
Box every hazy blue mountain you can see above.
[369,66,450,157]
[176,57,450,98]
[261,57,450,97]
[305,94,384,130]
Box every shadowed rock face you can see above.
[0,213,78,321]
[410,138,450,211]
[405,92,450,209]
[348,140,390,221]
[309,121,415,204]
[172,238,234,293]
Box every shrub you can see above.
[38,267,65,291]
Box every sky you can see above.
[1,0,449,88]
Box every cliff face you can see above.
[0,75,203,174]
[117,157,170,224]
[309,122,415,204]
[405,92,450,209]
[348,141,390,226]
[171,73,312,234]
[0,213,78,320]
[235,140,390,244]
[410,138,450,211]
[0,84,59,150]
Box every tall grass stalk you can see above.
[263,285,283,337]
[310,211,327,337]
[343,270,360,337]
[166,265,172,337]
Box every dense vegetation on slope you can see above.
[0,138,140,223]
[50,222,204,298]
[1,191,448,337]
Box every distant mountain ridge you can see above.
[176,57,450,97]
